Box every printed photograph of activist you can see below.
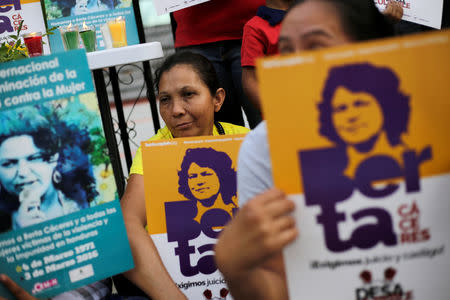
[297,63,418,252]
[318,62,411,177]
[44,0,131,19]
[0,96,118,233]
[178,147,238,222]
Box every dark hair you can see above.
[288,0,394,41]
[178,148,237,206]
[318,63,410,147]
[154,51,220,96]
[0,108,59,159]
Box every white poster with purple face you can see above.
[374,0,444,29]
[258,31,450,300]
[142,135,246,300]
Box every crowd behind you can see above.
[0,0,449,299]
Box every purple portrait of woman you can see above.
[164,147,238,276]
[178,147,237,210]
[297,63,430,252]
[318,62,410,155]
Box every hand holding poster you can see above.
[142,135,246,299]
[375,0,444,29]
[0,50,133,299]
[257,30,450,299]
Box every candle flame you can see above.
[67,22,73,30]
[23,32,41,39]
[82,21,89,30]
[115,16,123,22]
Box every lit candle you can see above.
[23,32,43,57]
[61,23,80,51]
[100,23,113,49]
[108,17,127,48]
[80,21,97,52]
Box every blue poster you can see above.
[0,50,134,299]
[43,0,139,52]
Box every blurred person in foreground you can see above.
[214,1,397,299]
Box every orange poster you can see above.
[142,135,245,299]
[258,30,450,299]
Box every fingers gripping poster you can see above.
[142,135,245,300]
[257,31,450,299]
[375,0,444,29]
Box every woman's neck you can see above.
[40,185,61,213]
[194,193,237,223]
[344,132,404,178]
[198,193,219,208]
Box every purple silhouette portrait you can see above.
[178,147,237,208]
[165,147,238,277]
[318,63,410,150]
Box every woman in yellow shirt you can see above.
[120,51,248,300]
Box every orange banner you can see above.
[142,135,245,235]
[257,30,450,300]
[258,30,450,195]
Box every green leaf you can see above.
[10,35,18,40]
[42,26,58,38]
[17,20,24,35]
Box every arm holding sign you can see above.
[215,188,297,300]
[0,275,36,300]
[215,123,297,299]
[120,174,187,300]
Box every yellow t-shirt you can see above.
[129,122,249,175]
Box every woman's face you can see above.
[158,64,224,138]
[331,87,384,145]
[0,135,57,198]
[187,162,220,200]
[278,0,352,54]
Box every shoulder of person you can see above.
[219,122,251,135]
[147,126,173,141]
[245,15,266,28]
[238,121,269,157]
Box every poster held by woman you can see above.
[142,135,246,299]
[0,50,133,299]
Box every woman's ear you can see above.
[213,88,226,113]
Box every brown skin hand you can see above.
[0,274,37,300]
[383,1,404,24]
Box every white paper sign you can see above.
[0,0,50,54]
[285,176,450,300]
[375,0,444,29]
[152,0,210,16]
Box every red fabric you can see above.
[173,0,265,48]
[241,15,281,67]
